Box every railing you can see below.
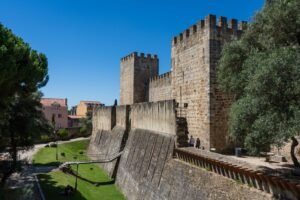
[174,148,300,199]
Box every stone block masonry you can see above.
[88,101,276,200]
[171,15,245,152]
[88,105,130,176]
[130,100,176,136]
[120,52,158,105]
[149,72,172,102]
[119,14,247,152]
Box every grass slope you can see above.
[34,140,125,200]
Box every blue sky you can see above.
[0,0,264,107]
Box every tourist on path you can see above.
[196,138,200,149]
[189,135,195,147]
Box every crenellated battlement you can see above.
[150,71,171,82]
[172,14,247,45]
[121,52,158,62]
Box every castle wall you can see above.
[88,105,129,176]
[130,100,176,136]
[149,72,173,102]
[116,129,175,200]
[89,101,274,200]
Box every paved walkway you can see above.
[3,137,89,200]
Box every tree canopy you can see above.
[0,23,50,167]
[217,0,300,164]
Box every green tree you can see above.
[0,23,50,168]
[218,0,300,167]
[57,128,68,139]
[80,111,92,135]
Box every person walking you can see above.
[189,135,195,147]
[196,138,200,149]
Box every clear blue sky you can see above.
[0,0,264,108]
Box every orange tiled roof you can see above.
[41,98,67,107]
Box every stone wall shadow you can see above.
[111,115,131,179]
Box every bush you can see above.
[57,129,68,139]
[41,134,50,142]
[80,126,87,135]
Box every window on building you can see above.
[58,114,62,118]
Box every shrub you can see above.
[80,126,87,135]
[41,134,50,142]
[57,129,68,139]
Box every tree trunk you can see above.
[290,136,300,168]
[10,131,17,170]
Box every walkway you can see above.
[3,137,90,200]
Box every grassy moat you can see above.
[33,140,125,200]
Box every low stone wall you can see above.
[272,137,300,165]
[155,159,273,200]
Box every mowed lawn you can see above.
[33,140,89,166]
[34,140,125,200]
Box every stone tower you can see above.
[171,15,246,151]
[120,52,159,105]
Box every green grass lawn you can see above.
[32,140,89,166]
[34,140,125,200]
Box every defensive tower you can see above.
[171,14,247,151]
[120,52,159,105]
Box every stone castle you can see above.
[120,14,246,152]
[89,14,299,200]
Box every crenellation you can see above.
[185,29,190,38]
[205,14,217,28]
[121,52,158,62]
[229,19,238,30]
[172,15,245,47]
[238,21,247,30]
[179,33,183,41]
[149,71,171,83]
[218,16,227,29]
[192,24,197,33]
[121,52,137,62]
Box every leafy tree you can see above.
[79,111,92,135]
[218,0,300,167]
[0,23,50,168]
